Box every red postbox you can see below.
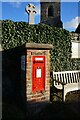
[32,56,45,92]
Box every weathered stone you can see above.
[25,3,37,24]
[25,43,53,49]
[40,0,63,28]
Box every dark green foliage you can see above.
[1,20,80,72]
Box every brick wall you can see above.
[26,49,50,102]
[21,43,53,103]
[20,43,53,114]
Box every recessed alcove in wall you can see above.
[48,5,54,17]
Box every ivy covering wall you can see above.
[2,20,80,71]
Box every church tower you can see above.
[40,0,63,28]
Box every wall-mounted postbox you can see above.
[21,43,53,105]
[32,56,45,92]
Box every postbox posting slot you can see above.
[33,61,43,64]
[32,56,45,92]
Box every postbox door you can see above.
[32,56,45,92]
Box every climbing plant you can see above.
[1,20,80,71]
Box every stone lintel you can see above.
[25,43,53,49]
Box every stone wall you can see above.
[70,33,80,41]
[40,1,62,27]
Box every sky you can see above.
[1,0,80,32]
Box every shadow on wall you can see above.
[2,46,26,104]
